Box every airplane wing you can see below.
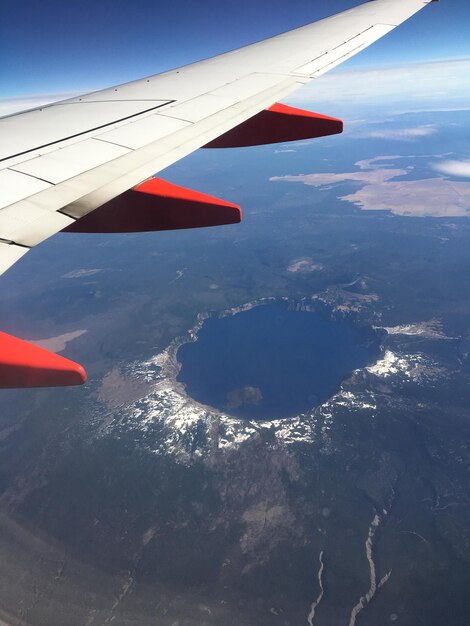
[0,0,436,387]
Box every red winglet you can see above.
[204,103,343,148]
[0,332,86,388]
[63,178,241,234]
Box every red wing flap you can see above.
[0,332,86,388]
[204,103,343,148]
[63,178,242,234]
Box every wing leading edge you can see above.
[0,0,437,387]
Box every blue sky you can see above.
[1,0,469,99]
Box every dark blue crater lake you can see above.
[176,303,380,420]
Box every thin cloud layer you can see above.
[433,160,470,178]
[355,125,439,141]
[286,58,470,115]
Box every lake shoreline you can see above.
[165,298,382,421]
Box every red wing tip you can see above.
[206,102,343,148]
[0,363,87,389]
[26,363,87,388]
[222,205,242,225]
[69,364,87,386]
[134,178,239,209]
[0,331,87,389]
[267,102,343,125]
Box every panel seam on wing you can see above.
[92,137,137,151]
[7,167,55,186]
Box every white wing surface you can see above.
[0,0,436,274]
